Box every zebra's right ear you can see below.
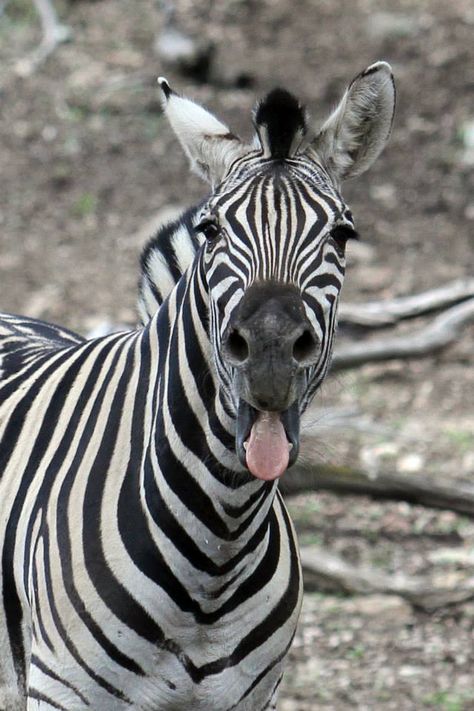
[158,78,246,186]
[311,61,396,181]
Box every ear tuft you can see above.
[254,88,307,159]
[158,76,173,101]
[359,60,392,78]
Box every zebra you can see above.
[0,61,395,710]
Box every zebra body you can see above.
[0,62,395,710]
[0,308,299,711]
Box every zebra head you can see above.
[159,63,395,482]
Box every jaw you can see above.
[236,399,300,481]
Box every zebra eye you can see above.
[195,217,222,243]
[329,225,359,254]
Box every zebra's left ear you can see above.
[158,78,246,185]
[311,61,396,180]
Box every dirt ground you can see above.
[0,0,473,709]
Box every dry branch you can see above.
[339,278,474,327]
[300,546,474,612]
[15,0,71,76]
[282,461,474,519]
[332,296,474,370]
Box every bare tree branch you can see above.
[339,278,474,327]
[282,460,474,518]
[300,546,474,611]
[15,0,71,77]
[332,296,474,370]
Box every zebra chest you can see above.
[125,582,297,710]
[26,597,293,711]
[23,459,301,710]
[130,656,283,711]
[25,520,300,710]
[128,629,287,711]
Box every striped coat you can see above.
[0,62,394,710]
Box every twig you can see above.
[332,296,474,370]
[300,546,474,611]
[15,0,71,77]
[282,460,474,519]
[339,278,474,327]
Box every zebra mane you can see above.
[253,88,308,159]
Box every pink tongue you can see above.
[245,411,290,481]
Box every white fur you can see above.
[159,81,248,185]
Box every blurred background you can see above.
[1,0,473,708]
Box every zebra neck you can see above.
[143,259,279,559]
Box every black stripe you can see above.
[71,342,145,678]
[28,688,68,710]
[1,341,99,687]
[41,521,132,702]
[30,654,90,706]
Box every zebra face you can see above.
[159,62,395,480]
[197,157,357,479]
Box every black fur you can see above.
[158,78,172,100]
[254,89,307,159]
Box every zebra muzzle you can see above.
[236,400,299,481]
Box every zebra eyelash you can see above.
[194,215,222,243]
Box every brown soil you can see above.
[1,0,473,709]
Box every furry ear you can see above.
[311,61,395,180]
[158,78,246,185]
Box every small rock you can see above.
[155,27,214,83]
[465,204,474,221]
[360,442,399,475]
[41,125,58,142]
[397,453,424,474]
[462,451,474,474]
[369,183,397,208]
[399,665,424,678]
[462,120,474,147]
[155,27,198,65]
[459,120,474,166]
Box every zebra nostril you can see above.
[293,329,319,364]
[224,329,249,365]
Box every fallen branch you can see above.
[282,460,474,518]
[339,278,474,327]
[300,546,474,612]
[332,296,474,370]
[15,0,71,77]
